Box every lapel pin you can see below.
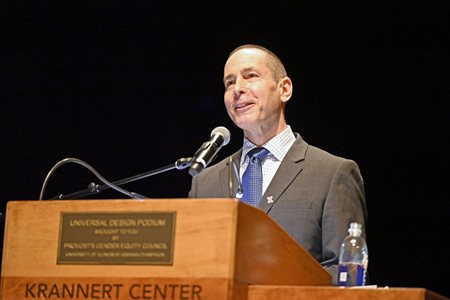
[267,196,274,203]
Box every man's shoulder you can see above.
[304,143,361,177]
[293,134,358,169]
[198,157,228,176]
[194,150,240,180]
[307,144,348,162]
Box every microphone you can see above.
[228,156,243,199]
[189,126,231,176]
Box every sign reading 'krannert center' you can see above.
[58,212,176,264]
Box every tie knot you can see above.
[248,147,269,164]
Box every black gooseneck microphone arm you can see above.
[39,157,193,201]
[40,126,230,201]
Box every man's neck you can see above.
[243,123,288,146]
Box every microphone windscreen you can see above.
[211,126,231,146]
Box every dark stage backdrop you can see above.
[1,1,449,297]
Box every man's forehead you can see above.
[226,48,266,65]
[224,48,269,76]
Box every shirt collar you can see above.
[241,125,296,163]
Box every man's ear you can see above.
[279,76,293,103]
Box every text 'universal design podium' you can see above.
[0,198,330,300]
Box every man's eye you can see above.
[225,81,235,88]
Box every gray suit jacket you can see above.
[189,133,367,284]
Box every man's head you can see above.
[227,44,288,82]
[223,44,293,145]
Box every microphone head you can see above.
[211,126,231,146]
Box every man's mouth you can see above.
[234,102,254,111]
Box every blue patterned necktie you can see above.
[241,147,269,206]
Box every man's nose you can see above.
[233,78,246,97]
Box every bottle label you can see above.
[338,264,365,286]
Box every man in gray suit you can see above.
[189,44,367,284]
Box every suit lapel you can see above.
[259,134,308,212]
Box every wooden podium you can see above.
[0,198,331,300]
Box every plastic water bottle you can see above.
[338,222,368,286]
